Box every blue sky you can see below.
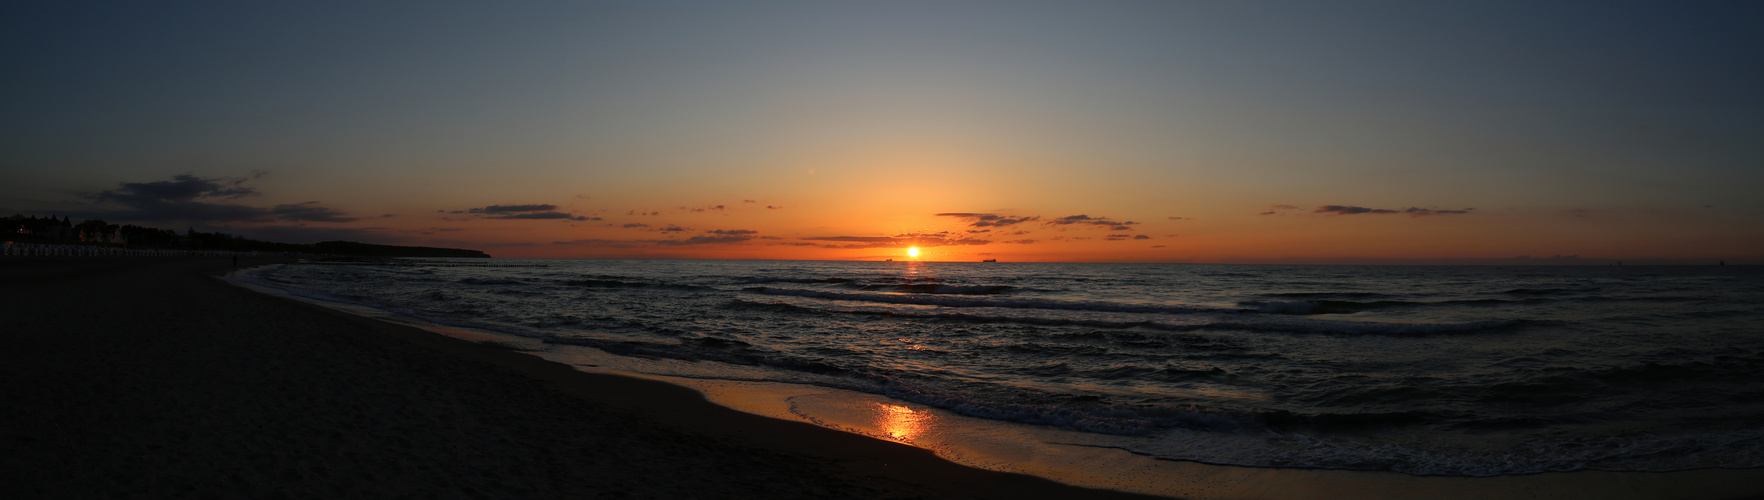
[5,1,1761,262]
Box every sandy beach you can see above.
[0,257,1164,499]
[7,257,1764,499]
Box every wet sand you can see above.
[0,257,1161,499]
[5,256,1762,499]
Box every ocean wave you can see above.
[741,277,855,284]
[729,299,1526,336]
[1084,424,1764,476]
[563,278,651,288]
[563,278,706,290]
[877,379,1249,435]
[1264,291,1401,299]
[853,283,1018,295]
[458,277,523,285]
[1243,297,1550,314]
[1228,427,1764,476]
[745,287,1223,314]
[1499,287,1589,295]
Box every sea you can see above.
[230,259,1764,479]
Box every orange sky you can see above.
[5,2,1761,263]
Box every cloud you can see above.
[801,232,991,249]
[1313,205,1475,217]
[471,204,557,214]
[1259,204,1303,216]
[657,225,688,232]
[551,238,642,248]
[1044,214,1137,231]
[935,213,1040,228]
[622,223,650,228]
[803,236,897,243]
[453,203,594,221]
[708,229,758,235]
[114,173,261,201]
[88,173,359,224]
[486,212,596,221]
[1133,234,1151,240]
[1315,205,1398,215]
[1403,207,1474,216]
[1002,239,1036,244]
[1168,216,1191,220]
[654,234,754,245]
[218,224,392,244]
[272,202,359,222]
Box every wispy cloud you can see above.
[1316,205,1399,215]
[551,238,642,248]
[88,173,358,224]
[473,204,557,214]
[272,202,359,222]
[449,202,597,221]
[1314,205,1475,217]
[654,234,753,245]
[1402,207,1473,216]
[1044,214,1137,231]
[1259,204,1303,216]
[801,231,991,249]
[935,212,1040,228]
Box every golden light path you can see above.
[874,403,932,441]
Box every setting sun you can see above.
[906,247,920,258]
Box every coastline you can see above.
[6,257,1763,499]
[0,257,1160,499]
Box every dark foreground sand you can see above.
[7,258,1764,500]
[0,257,1163,499]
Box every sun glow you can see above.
[873,403,932,441]
[907,247,920,258]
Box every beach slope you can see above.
[0,257,1160,499]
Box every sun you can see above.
[907,247,920,258]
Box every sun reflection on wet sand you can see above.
[874,403,933,441]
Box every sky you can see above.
[5,0,1761,263]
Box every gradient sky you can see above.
[5,1,1761,262]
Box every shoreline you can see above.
[8,257,1764,499]
[1,256,1162,499]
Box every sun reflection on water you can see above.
[874,403,933,441]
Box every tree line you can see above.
[5,214,488,258]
